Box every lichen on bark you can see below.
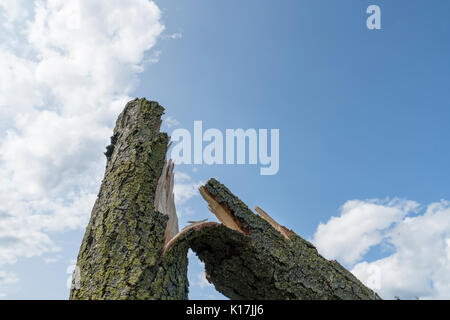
[177,179,382,300]
[70,98,188,300]
[70,98,380,301]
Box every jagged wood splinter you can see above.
[71,98,381,300]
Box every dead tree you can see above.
[70,98,381,300]
[70,98,188,299]
[165,179,381,300]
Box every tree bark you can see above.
[70,98,381,300]
[164,179,382,300]
[70,98,188,300]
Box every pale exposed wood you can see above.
[199,186,245,234]
[162,221,219,255]
[205,272,212,284]
[254,206,292,240]
[72,97,381,300]
[155,159,179,246]
[186,179,382,300]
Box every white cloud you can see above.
[0,0,164,275]
[172,171,203,222]
[0,0,32,31]
[313,198,419,265]
[173,172,203,205]
[0,270,19,297]
[313,199,450,299]
[163,116,180,129]
[44,256,61,264]
[195,271,212,289]
[170,32,183,39]
[161,31,182,41]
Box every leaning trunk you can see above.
[164,179,381,300]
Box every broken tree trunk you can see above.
[164,179,381,300]
[70,98,188,300]
[70,98,380,300]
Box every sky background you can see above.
[0,0,450,300]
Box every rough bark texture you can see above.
[70,98,380,300]
[70,98,188,300]
[168,179,382,300]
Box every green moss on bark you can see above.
[70,99,379,301]
[187,179,381,300]
[70,98,188,300]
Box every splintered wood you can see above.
[155,159,179,246]
[162,185,248,256]
[254,206,292,240]
[199,186,245,234]
[162,221,219,255]
[159,178,291,257]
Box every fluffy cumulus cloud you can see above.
[173,171,203,221]
[174,172,203,205]
[0,0,164,287]
[163,115,180,129]
[313,199,450,299]
[313,199,419,265]
[0,270,19,297]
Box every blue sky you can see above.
[0,0,450,300]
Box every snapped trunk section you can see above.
[70,98,380,300]
[70,98,188,300]
[164,178,382,300]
